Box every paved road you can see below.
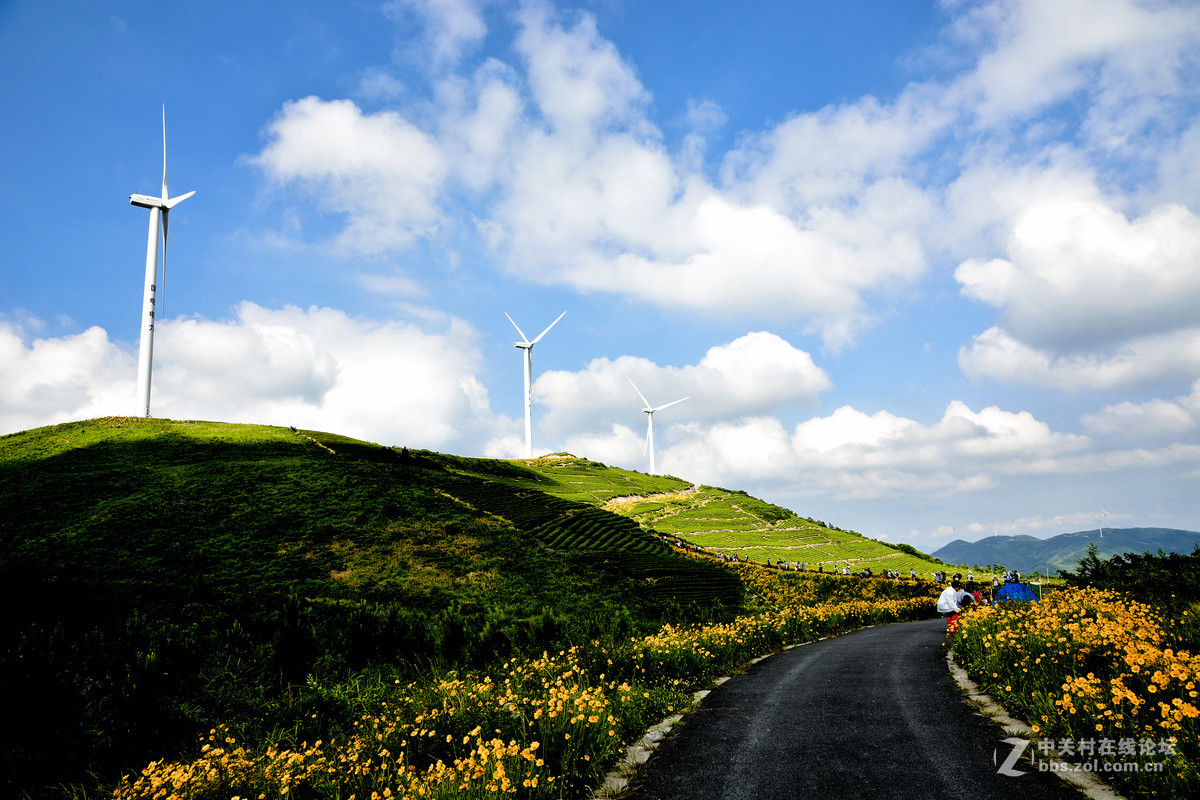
[624,618,1089,800]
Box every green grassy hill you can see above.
[0,419,737,796]
[1,418,946,798]
[429,451,953,578]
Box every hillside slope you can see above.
[932,528,1200,575]
[0,418,735,795]
[401,450,951,578]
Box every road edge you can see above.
[944,647,1126,800]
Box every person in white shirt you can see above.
[937,580,963,618]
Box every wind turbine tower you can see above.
[129,106,194,417]
[629,379,688,476]
[505,311,566,458]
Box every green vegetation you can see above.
[1060,544,1200,612]
[599,482,952,578]
[1,418,941,799]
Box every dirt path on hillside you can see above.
[603,486,702,510]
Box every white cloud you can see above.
[156,303,497,448]
[550,394,1114,503]
[0,306,507,452]
[251,97,447,256]
[958,326,1200,390]
[514,4,651,135]
[1082,396,1197,440]
[679,98,727,172]
[667,417,797,482]
[948,0,1200,134]
[385,0,487,68]
[0,320,133,433]
[242,0,1200,362]
[956,197,1200,352]
[720,89,950,212]
[533,331,832,437]
[240,0,1200,356]
[438,59,525,191]
[561,422,642,467]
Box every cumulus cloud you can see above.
[490,8,941,347]
[533,331,832,438]
[948,0,1200,136]
[384,0,487,68]
[0,319,134,433]
[1082,380,1200,439]
[155,303,499,448]
[958,326,1200,390]
[251,97,447,256]
[0,306,507,452]
[956,197,1200,352]
[549,393,1113,502]
[242,0,1199,358]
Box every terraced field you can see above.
[438,453,967,581]
[511,465,960,578]
[435,463,743,607]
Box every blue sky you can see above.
[3,0,1199,552]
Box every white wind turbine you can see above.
[629,379,688,476]
[505,311,566,458]
[129,106,195,417]
[1098,507,1109,538]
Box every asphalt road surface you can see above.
[624,618,1090,800]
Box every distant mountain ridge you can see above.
[932,528,1200,575]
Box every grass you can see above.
[600,483,955,577]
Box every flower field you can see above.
[113,581,935,799]
[948,586,1199,796]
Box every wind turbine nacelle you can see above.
[130,193,166,209]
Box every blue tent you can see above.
[993,582,1041,604]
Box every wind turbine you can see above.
[505,310,566,458]
[629,379,688,475]
[129,106,195,417]
[1098,507,1109,538]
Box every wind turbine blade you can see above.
[531,310,566,344]
[165,190,195,209]
[652,396,689,412]
[628,378,651,408]
[161,105,169,198]
[643,420,650,456]
[504,312,530,343]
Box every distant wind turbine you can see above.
[129,106,195,417]
[505,311,566,458]
[629,379,688,476]
[1098,507,1109,538]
